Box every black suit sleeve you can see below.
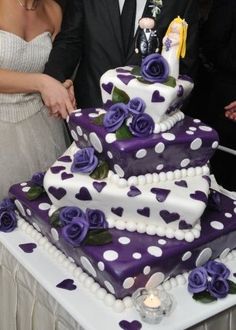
[44,0,84,82]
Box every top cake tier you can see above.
[100,66,194,132]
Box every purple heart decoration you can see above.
[103,100,114,110]
[116,68,132,73]
[61,172,74,180]
[150,188,170,202]
[208,190,222,211]
[75,187,92,200]
[175,180,188,188]
[57,155,72,163]
[119,320,142,330]
[177,85,184,97]
[102,82,113,94]
[179,220,193,230]
[190,190,208,204]
[151,90,165,103]
[50,166,66,174]
[56,279,77,291]
[127,186,141,197]
[160,210,180,223]
[48,186,66,200]
[19,243,37,253]
[93,181,107,193]
[117,74,135,85]
[111,207,123,217]
[137,207,150,217]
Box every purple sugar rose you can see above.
[127,97,146,115]
[62,218,89,247]
[86,208,108,230]
[103,103,129,132]
[31,172,45,186]
[188,267,208,293]
[59,206,85,226]
[141,53,169,83]
[208,275,229,299]
[129,113,154,137]
[0,198,15,211]
[205,260,230,279]
[71,147,98,174]
[0,209,17,232]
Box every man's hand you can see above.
[225,101,236,122]
[63,79,77,109]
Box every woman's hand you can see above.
[224,101,236,122]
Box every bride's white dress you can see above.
[0,30,69,199]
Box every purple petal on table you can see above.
[48,186,66,200]
[151,90,165,102]
[119,320,142,330]
[57,156,72,163]
[117,74,135,85]
[93,181,107,193]
[50,166,66,174]
[150,188,170,202]
[160,210,180,223]
[61,172,74,180]
[190,190,208,204]
[102,82,113,94]
[56,279,77,291]
[75,187,92,200]
[111,207,123,217]
[127,186,141,197]
[179,220,193,230]
[137,207,150,217]
[175,180,188,188]
[19,243,37,253]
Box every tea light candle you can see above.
[143,294,161,308]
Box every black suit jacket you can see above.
[44,0,199,108]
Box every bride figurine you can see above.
[161,16,188,78]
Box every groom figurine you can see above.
[44,0,199,113]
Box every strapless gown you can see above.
[0,31,69,199]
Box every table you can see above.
[1,216,236,330]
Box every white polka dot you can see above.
[155,143,165,153]
[32,222,41,232]
[156,164,164,171]
[105,133,116,143]
[225,213,232,218]
[136,149,147,159]
[15,200,26,216]
[104,281,115,294]
[234,208,236,214]
[103,250,119,261]
[98,261,105,271]
[180,158,190,167]
[196,248,212,267]
[186,130,194,135]
[146,272,165,289]
[38,203,51,211]
[83,134,88,141]
[212,141,219,149]
[89,112,99,118]
[76,126,83,136]
[210,221,224,230]
[51,228,59,241]
[193,119,201,123]
[220,248,230,259]
[199,125,212,132]
[80,256,97,277]
[107,151,113,159]
[158,239,166,245]
[26,208,32,216]
[147,246,163,257]
[123,277,135,289]
[162,133,175,141]
[143,266,151,275]
[114,164,124,177]
[133,253,142,259]
[20,182,27,186]
[118,237,131,245]
[190,138,202,150]
[182,251,192,261]
[75,112,82,117]
[189,127,197,131]
[70,130,78,141]
[22,186,30,192]
[89,132,103,153]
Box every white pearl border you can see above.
[153,110,184,134]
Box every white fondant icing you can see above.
[199,125,212,132]
[225,213,232,218]
[210,221,224,230]
[15,199,26,217]
[103,250,119,261]
[123,277,135,289]
[89,132,103,153]
[180,158,190,167]
[161,133,175,141]
[114,164,124,177]
[118,237,131,245]
[22,186,30,192]
[70,130,78,141]
[190,138,202,150]
[136,149,147,159]
[20,182,27,186]
[133,253,142,259]
[195,248,212,267]
[76,125,83,136]
[98,261,105,271]
[26,208,32,216]
[80,256,97,277]
[220,248,230,260]
[182,251,192,261]
[212,141,218,149]
[38,203,51,211]
[147,246,163,257]
[146,272,165,289]
[107,151,113,159]
[143,266,151,275]
[104,281,115,294]
[105,133,116,143]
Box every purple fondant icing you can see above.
[150,188,170,202]
[137,207,150,217]
[19,243,37,253]
[61,172,74,180]
[102,82,113,94]
[190,190,208,204]
[117,74,135,85]
[58,156,72,163]
[175,180,188,188]
[127,186,141,197]
[151,90,165,102]
[50,166,66,174]
[160,210,180,223]
[179,220,193,230]
[56,279,77,291]
[93,181,107,193]
[48,187,66,200]
[75,187,92,201]
[111,207,124,217]
[119,320,142,330]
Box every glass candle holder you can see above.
[132,287,173,324]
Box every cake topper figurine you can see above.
[135,17,160,59]
[161,16,188,78]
